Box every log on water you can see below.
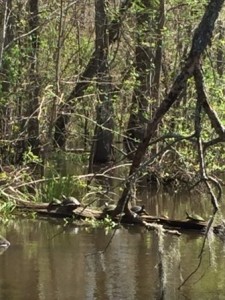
[16,202,224,235]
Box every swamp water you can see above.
[0,217,225,300]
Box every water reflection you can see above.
[0,219,225,300]
[0,246,9,256]
[0,235,10,252]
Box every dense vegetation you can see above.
[0,0,224,217]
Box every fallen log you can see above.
[17,204,102,219]
[15,202,225,235]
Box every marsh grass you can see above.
[40,174,86,203]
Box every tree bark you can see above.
[88,0,114,166]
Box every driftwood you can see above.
[15,201,224,235]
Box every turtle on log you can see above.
[61,195,81,210]
[131,205,149,216]
[47,195,81,213]
[103,203,116,216]
[186,211,205,222]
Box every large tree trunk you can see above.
[116,0,224,214]
[89,0,114,167]
[90,75,114,165]
[53,0,132,148]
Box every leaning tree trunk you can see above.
[115,0,224,214]
[89,0,114,167]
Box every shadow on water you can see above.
[0,218,225,300]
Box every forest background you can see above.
[0,0,224,217]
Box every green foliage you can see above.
[0,0,224,195]
[23,147,42,165]
[86,216,117,230]
[0,201,15,224]
[1,45,21,86]
[41,174,86,203]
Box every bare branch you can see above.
[194,67,225,136]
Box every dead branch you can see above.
[194,66,220,212]
[194,66,225,153]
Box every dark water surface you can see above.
[0,218,225,300]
